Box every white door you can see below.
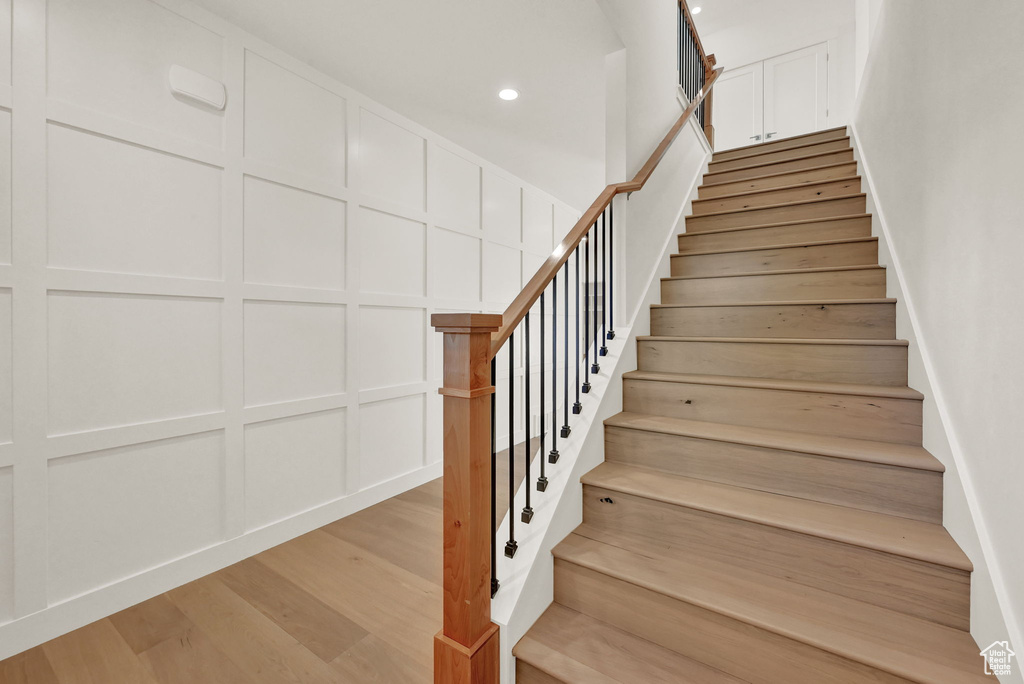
[712,62,763,151]
[763,43,829,142]
[713,43,829,149]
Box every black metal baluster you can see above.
[537,295,547,492]
[504,333,517,558]
[591,219,600,374]
[490,360,498,596]
[522,314,534,523]
[573,248,583,411]
[582,234,592,393]
[563,259,574,429]
[600,208,608,357]
[550,273,561,461]
[608,200,615,340]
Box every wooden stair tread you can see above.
[513,604,746,684]
[678,214,871,239]
[663,264,884,282]
[604,412,943,472]
[622,370,924,400]
[672,236,877,258]
[687,193,866,220]
[581,462,970,571]
[652,297,896,309]
[709,138,851,168]
[694,175,861,204]
[711,126,848,159]
[637,335,908,346]
[554,533,986,683]
[706,148,856,177]
[700,160,856,188]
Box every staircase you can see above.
[512,127,989,683]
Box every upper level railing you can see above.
[679,0,717,143]
[431,10,721,681]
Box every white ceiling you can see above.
[190,0,623,209]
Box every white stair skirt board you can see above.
[849,126,1024,681]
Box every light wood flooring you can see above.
[0,479,447,684]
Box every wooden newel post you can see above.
[432,313,502,684]
[704,54,717,147]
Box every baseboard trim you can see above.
[0,461,442,661]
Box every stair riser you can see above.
[712,128,848,163]
[704,149,855,184]
[554,560,915,684]
[687,196,867,233]
[661,268,886,305]
[698,163,859,198]
[516,662,561,684]
[671,240,878,276]
[709,139,851,173]
[650,302,897,339]
[580,488,970,630]
[622,378,922,444]
[678,217,872,253]
[637,340,907,386]
[604,426,943,522]
[692,178,861,215]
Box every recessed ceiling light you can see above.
[498,88,519,101]
[692,6,702,14]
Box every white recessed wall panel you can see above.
[523,191,554,253]
[0,467,11,622]
[0,0,10,87]
[358,306,424,390]
[555,205,580,242]
[359,394,424,489]
[0,110,10,266]
[482,242,521,305]
[243,177,345,290]
[244,409,345,531]
[244,52,346,185]
[48,431,225,603]
[243,301,345,407]
[0,289,9,445]
[358,109,425,211]
[47,125,221,280]
[358,207,425,296]
[429,146,480,232]
[482,172,521,242]
[433,228,480,302]
[522,251,545,294]
[47,293,223,436]
[47,0,224,147]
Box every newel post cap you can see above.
[431,313,502,334]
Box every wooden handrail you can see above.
[488,66,723,358]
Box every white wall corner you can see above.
[849,126,1024,684]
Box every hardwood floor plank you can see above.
[331,634,430,683]
[166,576,342,684]
[255,530,441,669]
[322,497,441,585]
[0,647,60,684]
[41,620,159,684]
[216,556,368,662]
[108,594,193,655]
[138,626,249,684]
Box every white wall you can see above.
[853,0,1023,672]
[700,0,857,128]
[0,0,579,657]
